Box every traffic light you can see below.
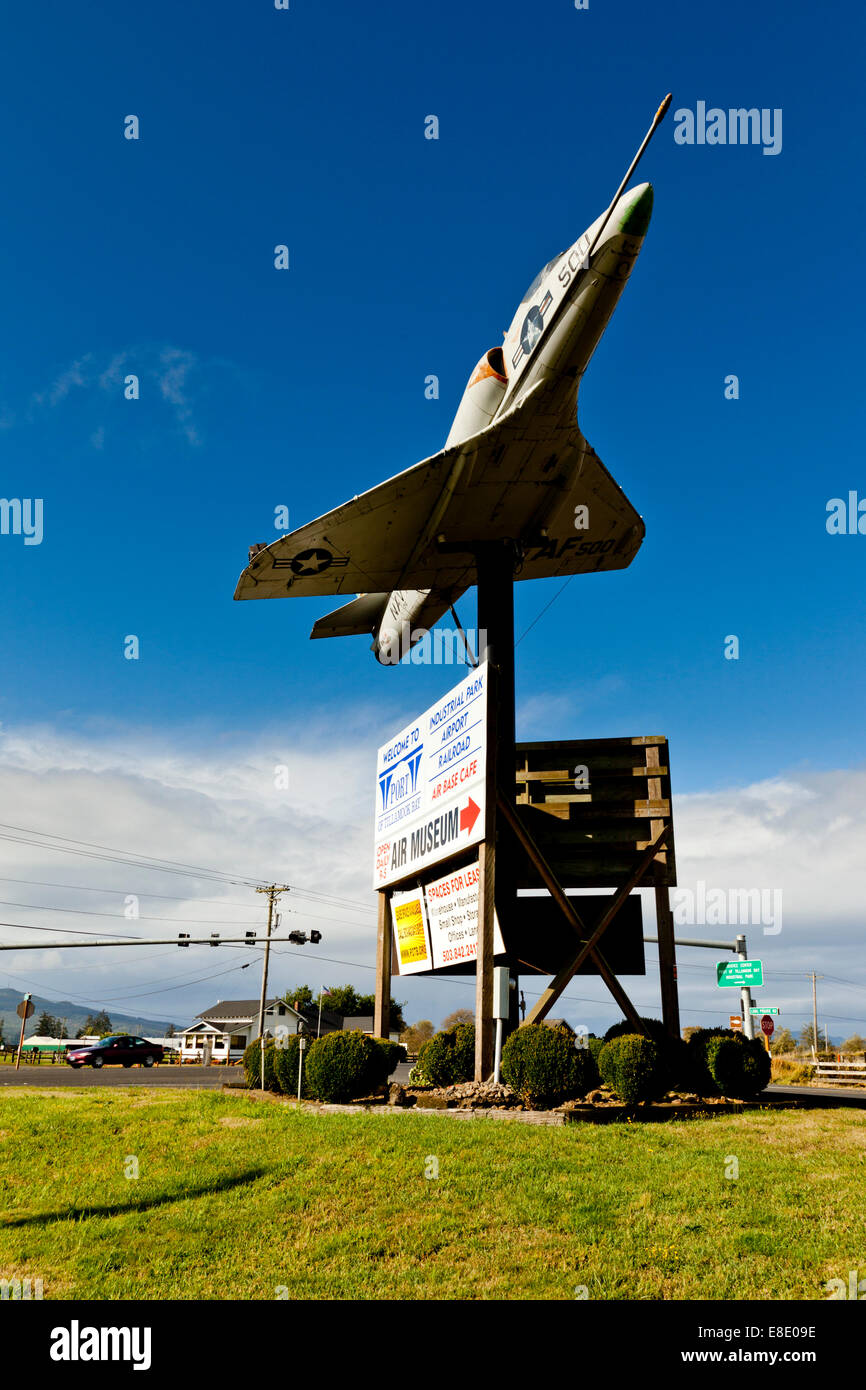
[245,931,256,945]
[210,934,220,947]
[178,933,190,948]
[310,930,322,944]
[288,930,306,945]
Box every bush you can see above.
[501,1024,598,1107]
[366,1037,403,1087]
[304,1029,380,1103]
[243,1037,279,1090]
[687,1027,770,1099]
[272,1033,310,1097]
[418,1023,475,1087]
[598,1034,666,1103]
[587,1035,606,1069]
[604,1016,688,1092]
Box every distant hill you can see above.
[0,988,175,1042]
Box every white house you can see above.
[178,997,342,1063]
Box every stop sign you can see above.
[761,1015,774,1037]
[16,999,34,1019]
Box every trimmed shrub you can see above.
[304,1029,380,1103]
[598,1034,666,1103]
[501,1024,598,1107]
[687,1027,770,1099]
[243,1037,279,1090]
[418,1023,475,1087]
[587,1035,606,1069]
[687,1027,746,1095]
[272,1033,309,1097]
[366,1037,403,1087]
[604,1016,689,1092]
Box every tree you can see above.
[282,986,314,1010]
[841,1034,866,1054]
[441,1009,474,1030]
[309,985,406,1034]
[320,985,362,1018]
[400,1020,434,1053]
[799,1024,820,1052]
[76,1011,112,1038]
[770,1027,796,1055]
[35,1011,56,1036]
[682,1026,702,1042]
[165,1023,176,1038]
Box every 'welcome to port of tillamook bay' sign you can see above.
[373,663,488,889]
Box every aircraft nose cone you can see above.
[617,182,653,236]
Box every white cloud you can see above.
[23,345,210,446]
[0,727,863,1038]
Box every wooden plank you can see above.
[516,764,669,782]
[498,793,656,1033]
[520,823,671,1026]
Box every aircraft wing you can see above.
[234,382,644,601]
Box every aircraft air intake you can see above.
[445,348,508,447]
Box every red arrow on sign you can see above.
[460,797,480,836]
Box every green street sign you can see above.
[716,959,764,988]
[749,1006,779,1016]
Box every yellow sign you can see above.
[391,889,430,974]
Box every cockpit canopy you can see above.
[519,252,564,306]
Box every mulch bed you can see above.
[223,1079,806,1124]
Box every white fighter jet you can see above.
[234,97,671,663]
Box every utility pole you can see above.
[809,972,823,1057]
[735,934,755,1040]
[255,884,290,1092]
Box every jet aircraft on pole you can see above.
[234,96,672,663]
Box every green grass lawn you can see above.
[1,1088,864,1300]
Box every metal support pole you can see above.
[735,933,755,1040]
[14,994,31,1072]
[374,889,391,1039]
[474,542,515,1081]
[297,1026,306,1102]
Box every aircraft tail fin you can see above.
[310,592,389,640]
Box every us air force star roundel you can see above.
[520,305,544,357]
[289,547,334,575]
[512,290,554,369]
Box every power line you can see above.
[0,877,262,909]
[0,898,266,927]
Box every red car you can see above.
[65,1035,164,1069]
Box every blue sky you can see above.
[0,1,864,1037]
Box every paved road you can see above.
[766,1082,866,1107]
[0,1065,236,1089]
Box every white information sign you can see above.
[424,860,505,971]
[373,663,488,889]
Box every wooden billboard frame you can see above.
[374,542,680,1080]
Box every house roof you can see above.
[194,998,283,1023]
[343,1015,375,1031]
